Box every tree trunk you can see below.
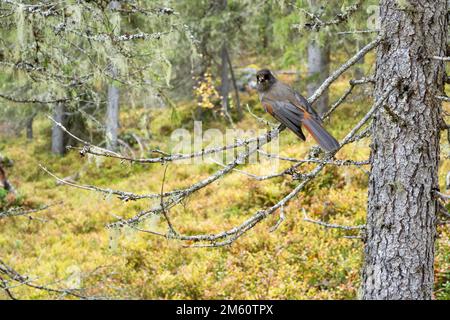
[51,102,66,155]
[106,69,120,151]
[25,112,36,140]
[220,44,230,117]
[362,0,447,300]
[305,0,329,116]
[106,0,121,151]
[307,39,330,116]
[225,48,242,120]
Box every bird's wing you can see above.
[263,98,339,152]
[286,90,340,151]
[262,99,306,141]
[289,90,321,122]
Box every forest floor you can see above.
[1,74,450,300]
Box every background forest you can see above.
[0,0,449,299]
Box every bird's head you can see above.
[256,69,276,92]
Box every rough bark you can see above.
[51,102,65,155]
[307,39,330,116]
[362,0,447,300]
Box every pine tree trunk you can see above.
[51,102,65,155]
[106,71,120,151]
[362,0,447,300]
[106,0,121,151]
[307,39,330,116]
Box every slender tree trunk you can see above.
[225,48,242,120]
[362,0,447,300]
[106,68,120,151]
[25,112,36,140]
[307,39,330,116]
[306,0,329,116]
[51,103,66,155]
[220,44,230,117]
[260,1,272,50]
[106,0,121,151]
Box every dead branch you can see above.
[300,0,362,31]
[336,29,380,35]
[0,203,59,220]
[55,38,380,166]
[432,56,450,61]
[437,95,450,102]
[43,37,387,248]
[303,209,365,231]
[308,37,381,104]
[105,79,398,246]
[322,77,375,121]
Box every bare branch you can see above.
[55,40,380,166]
[336,29,380,35]
[303,209,365,231]
[106,79,398,246]
[0,203,60,220]
[432,56,450,61]
[0,259,104,300]
[308,37,381,104]
[322,77,375,121]
[39,165,172,201]
[269,206,285,233]
[47,115,120,157]
[435,191,450,202]
[437,95,450,102]
[297,0,362,31]
[66,124,286,164]
[0,92,75,104]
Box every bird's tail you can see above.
[302,117,340,152]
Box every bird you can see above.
[256,69,339,152]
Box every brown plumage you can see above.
[256,69,339,152]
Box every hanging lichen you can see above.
[14,4,26,56]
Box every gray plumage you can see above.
[256,69,339,152]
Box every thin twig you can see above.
[303,209,365,231]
